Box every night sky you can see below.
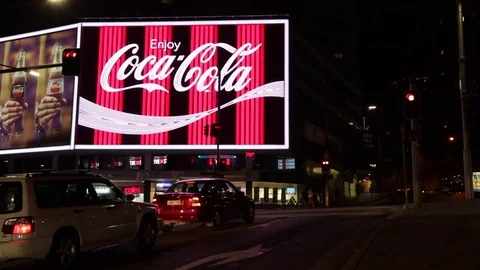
[1,0,480,170]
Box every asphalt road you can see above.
[4,207,393,270]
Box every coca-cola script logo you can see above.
[79,41,286,136]
[50,81,61,93]
[11,84,25,98]
[100,42,261,93]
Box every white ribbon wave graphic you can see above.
[78,81,285,135]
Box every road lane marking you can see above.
[173,244,271,270]
[248,219,284,230]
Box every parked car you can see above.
[0,171,162,268]
[153,178,255,230]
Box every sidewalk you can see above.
[355,200,480,270]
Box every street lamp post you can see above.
[456,0,474,200]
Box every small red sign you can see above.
[51,81,61,93]
[123,186,141,194]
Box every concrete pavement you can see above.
[354,199,480,270]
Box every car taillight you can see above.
[192,197,201,207]
[151,200,161,215]
[2,217,35,235]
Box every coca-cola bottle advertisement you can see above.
[0,28,77,152]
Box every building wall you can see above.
[290,31,363,183]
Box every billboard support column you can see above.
[144,153,152,173]
[52,154,59,170]
[7,159,14,173]
[75,154,80,170]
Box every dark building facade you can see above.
[0,0,364,204]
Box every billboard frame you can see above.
[0,23,82,155]
[75,19,290,151]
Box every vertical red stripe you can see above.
[188,25,218,145]
[140,26,173,145]
[235,24,265,145]
[259,25,265,144]
[94,27,127,145]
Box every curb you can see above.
[339,207,399,270]
[386,206,407,220]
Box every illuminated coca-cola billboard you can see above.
[75,20,289,150]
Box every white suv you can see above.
[0,171,162,268]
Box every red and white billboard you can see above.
[75,19,289,150]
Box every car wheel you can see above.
[49,231,80,268]
[244,204,255,224]
[135,218,157,251]
[212,211,225,230]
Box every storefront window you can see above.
[126,156,143,169]
[79,155,144,170]
[154,182,173,195]
[277,158,295,170]
[277,189,282,202]
[121,185,144,202]
[14,157,53,172]
[192,155,237,170]
[152,155,168,170]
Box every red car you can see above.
[152,178,255,230]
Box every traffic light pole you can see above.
[410,119,421,208]
[0,63,62,74]
[409,78,422,208]
[400,125,410,214]
[457,0,474,200]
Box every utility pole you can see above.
[400,125,410,214]
[457,0,474,200]
[409,78,422,208]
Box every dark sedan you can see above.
[152,178,255,230]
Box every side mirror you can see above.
[126,194,135,201]
[237,191,245,196]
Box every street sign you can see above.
[363,132,374,148]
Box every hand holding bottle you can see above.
[0,101,27,130]
[37,96,66,127]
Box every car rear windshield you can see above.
[166,181,208,193]
[0,182,23,214]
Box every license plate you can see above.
[167,200,181,206]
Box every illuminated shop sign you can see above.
[123,186,141,194]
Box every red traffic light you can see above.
[406,93,416,102]
[63,50,78,58]
[62,48,82,76]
